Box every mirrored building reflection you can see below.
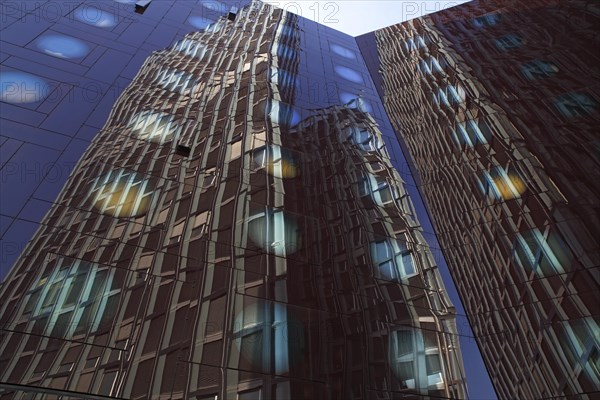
[358,0,599,398]
[0,1,467,399]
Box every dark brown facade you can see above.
[0,2,467,399]
[359,0,599,398]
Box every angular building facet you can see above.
[357,0,599,398]
[0,2,468,399]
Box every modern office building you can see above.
[357,0,599,398]
[0,1,468,399]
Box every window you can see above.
[253,145,299,179]
[334,65,364,84]
[342,126,382,152]
[495,34,524,51]
[370,237,415,281]
[476,165,526,200]
[472,13,501,28]
[154,68,197,94]
[554,92,598,118]
[433,84,466,107]
[247,208,300,256]
[128,111,180,143]
[392,329,416,388]
[452,118,492,147]
[36,34,90,60]
[277,22,300,43]
[0,71,49,104]
[448,84,466,105]
[559,318,600,385]
[330,43,356,60]
[521,60,558,80]
[513,228,571,277]
[339,92,373,114]
[175,38,206,59]
[358,174,398,206]
[402,34,427,55]
[275,44,298,62]
[24,258,119,339]
[390,328,444,391]
[232,301,300,375]
[267,100,301,128]
[238,389,262,399]
[268,67,297,90]
[419,55,444,76]
[89,169,154,218]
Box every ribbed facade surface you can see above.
[0,2,466,399]
[364,0,599,398]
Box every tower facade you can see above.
[358,0,599,398]
[0,2,467,399]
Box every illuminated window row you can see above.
[433,84,466,108]
[232,300,298,375]
[330,43,356,60]
[513,227,571,277]
[128,110,181,143]
[418,55,444,76]
[476,165,527,201]
[391,328,444,390]
[341,125,383,152]
[23,258,118,339]
[89,169,154,218]
[358,174,399,206]
[253,145,300,179]
[268,67,298,91]
[402,35,427,54]
[371,236,416,281]
[495,34,524,51]
[451,118,492,148]
[554,92,598,118]
[273,40,299,63]
[247,208,301,257]
[521,60,558,80]
[471,13,501,28]
[558,318,600,385]
[154,68,198,94]
[175,38,207,59]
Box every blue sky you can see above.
[263,0,470,36]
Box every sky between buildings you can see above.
[263,0,471,36]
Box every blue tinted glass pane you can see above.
[74,7,117,28]
[340,92,373,113]
[334,66,364,84]
[401,254,415,276]
[0,71,50,104]
[555,92,598,117]
[472,13,501,28]
[188,16,214,30]
[37,34,90,59]
[522,60,559,80]
[330,43,356,59]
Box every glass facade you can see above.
[357,0,599,398]
[0,1,468,399]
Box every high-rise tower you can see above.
[0,2,467,399]
[358,0,600,398]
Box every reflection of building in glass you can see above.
[0,2,467,399]
[358,0,599,398]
